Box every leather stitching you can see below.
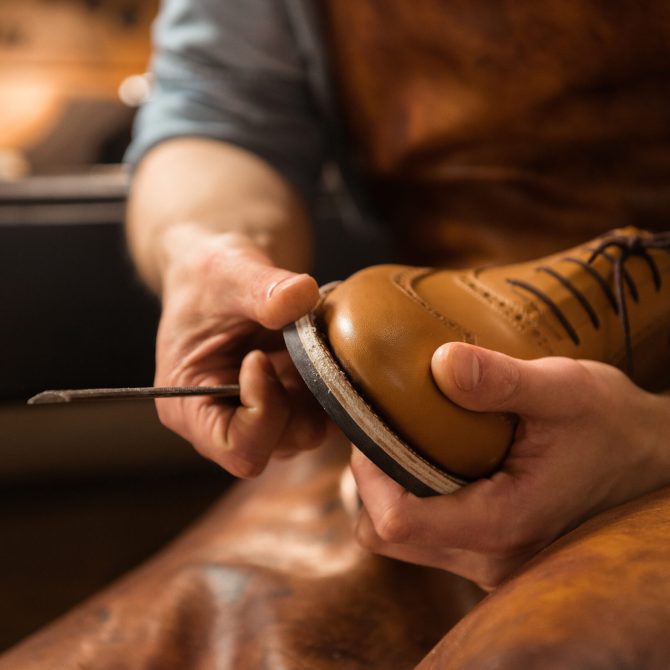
[457,274,555,353]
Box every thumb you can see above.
[163,229,321,331]
[431,342,582,417]
[254,269,320,329]
[223,255,320,330]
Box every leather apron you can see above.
[322,1,670,266]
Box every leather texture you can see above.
[415,485,670,670]
[0,442,481,670]
[323,1,670,268]
[319,228,670,479]
[4,437,668,669]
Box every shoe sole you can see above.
[283,283,467,497]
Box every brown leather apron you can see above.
[323,1,670,266]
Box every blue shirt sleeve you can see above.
[125,0,325,203]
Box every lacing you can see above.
[506,231,670,374]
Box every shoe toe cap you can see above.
[318,265,514,480]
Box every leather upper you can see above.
[318,228,670,479]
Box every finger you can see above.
[161,231,320,333]
[221,256,320,330]
[350,449,438,545]
[356,508,525,590]
[356,507,456,569]
[276,384,327,452]
[350,448,408,519]
[431,342,591,418]
[273,354,328,451]
[204,350,292,477]
[351,449,542,554]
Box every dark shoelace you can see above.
[506,231,670,375]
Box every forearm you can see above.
[126,137,315,294]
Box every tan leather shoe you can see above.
[284,228,670,496]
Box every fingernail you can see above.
[450,344,481,392]
[267,274,300,299]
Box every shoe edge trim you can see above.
[283,285,466,497]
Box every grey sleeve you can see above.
[125,0,325,202]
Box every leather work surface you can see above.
[324,1,670,267]
[416,485,670,670]
[0,440,482,670]
[2,440,669,669]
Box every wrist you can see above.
[126,138,313,293]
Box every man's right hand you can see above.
[154,225,326,477]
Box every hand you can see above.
[351,342,670,589]
[154,226,326,477]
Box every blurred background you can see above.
[0,0,234,651]
[0,0,390,652]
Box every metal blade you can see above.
[27,385,241,405]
